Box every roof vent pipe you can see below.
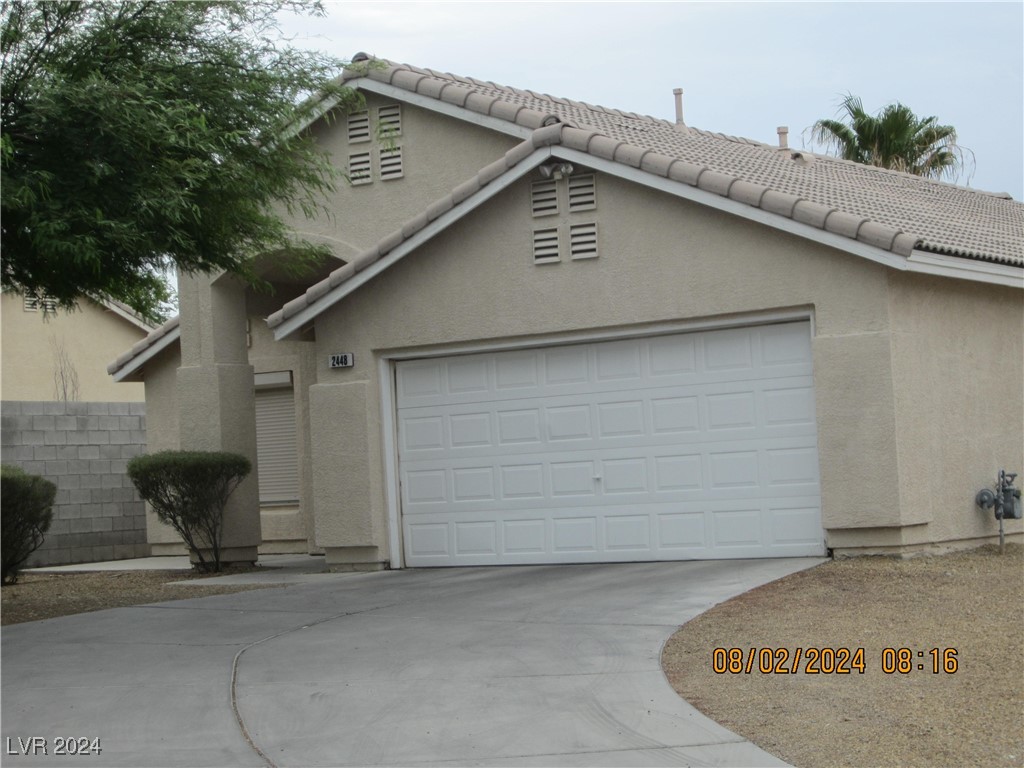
[673,88,685,126]
[777,126,789,149]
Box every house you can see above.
[3,291,150,402]
[2,291,154,565]
[108,56,1023,569]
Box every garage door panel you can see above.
[397,322,823,565]
[401,439,819,513]
[404,496,824,565]
[397,377,818,462]
[395,326,813,412]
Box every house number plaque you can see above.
[329,353,354,369]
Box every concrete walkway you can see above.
[2,557,824,767]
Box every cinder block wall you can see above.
[0,401,149,566]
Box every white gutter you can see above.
[906,250,1023,288]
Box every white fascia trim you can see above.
[110,326,181,382]
[349,78,534,140]
[272,147,552,341]
[906,250,1023,288]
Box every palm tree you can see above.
[809,94,969,182]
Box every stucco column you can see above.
[175,271,261,564]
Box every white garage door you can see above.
[396,322,824,566]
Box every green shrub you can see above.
[127,450,251,573]
[1,465,56,585]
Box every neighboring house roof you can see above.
[110,57,1024,374]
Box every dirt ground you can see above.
[3,546,1022,768]
[0,567,275,625]
[663,543,1024,768]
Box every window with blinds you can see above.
[254,387,300,505]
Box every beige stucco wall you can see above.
[307,171,915,564]
[2,293,147,401]
[298,94,519,260]
[883,273,1023,549]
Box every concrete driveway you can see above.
[2,558,822,767]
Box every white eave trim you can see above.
[110,326,181,382]
[271,147,553,341]
[906,250,1023,288]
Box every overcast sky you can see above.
[276,1,1024,201]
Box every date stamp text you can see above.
[712,647,959,675]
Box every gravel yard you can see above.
[663,543,1024,768]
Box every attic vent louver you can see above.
[24,294,57,313]
[347,111,370,143]
[348,152,371,185]
[567,174,597,212]
[378,104,402,136]
[570,222,598,259]
[533,228,560,263]
[531,179,558,217]
[380,147,404,180]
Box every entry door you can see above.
[396,322,824,566]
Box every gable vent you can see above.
[377,104,402,136]
[568,174,597,212]
[347,111,370,143]
[348,152,372,185]
[533,228,560,263]
[380,147,404,180]
[24,294,58,312]
[570,222,598,260]
[531,179,558,217]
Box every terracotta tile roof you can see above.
[345,59,1022,268]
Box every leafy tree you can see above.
[808,94,970,182]
[1,1,358,323]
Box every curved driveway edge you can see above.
[2,558,824,767]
